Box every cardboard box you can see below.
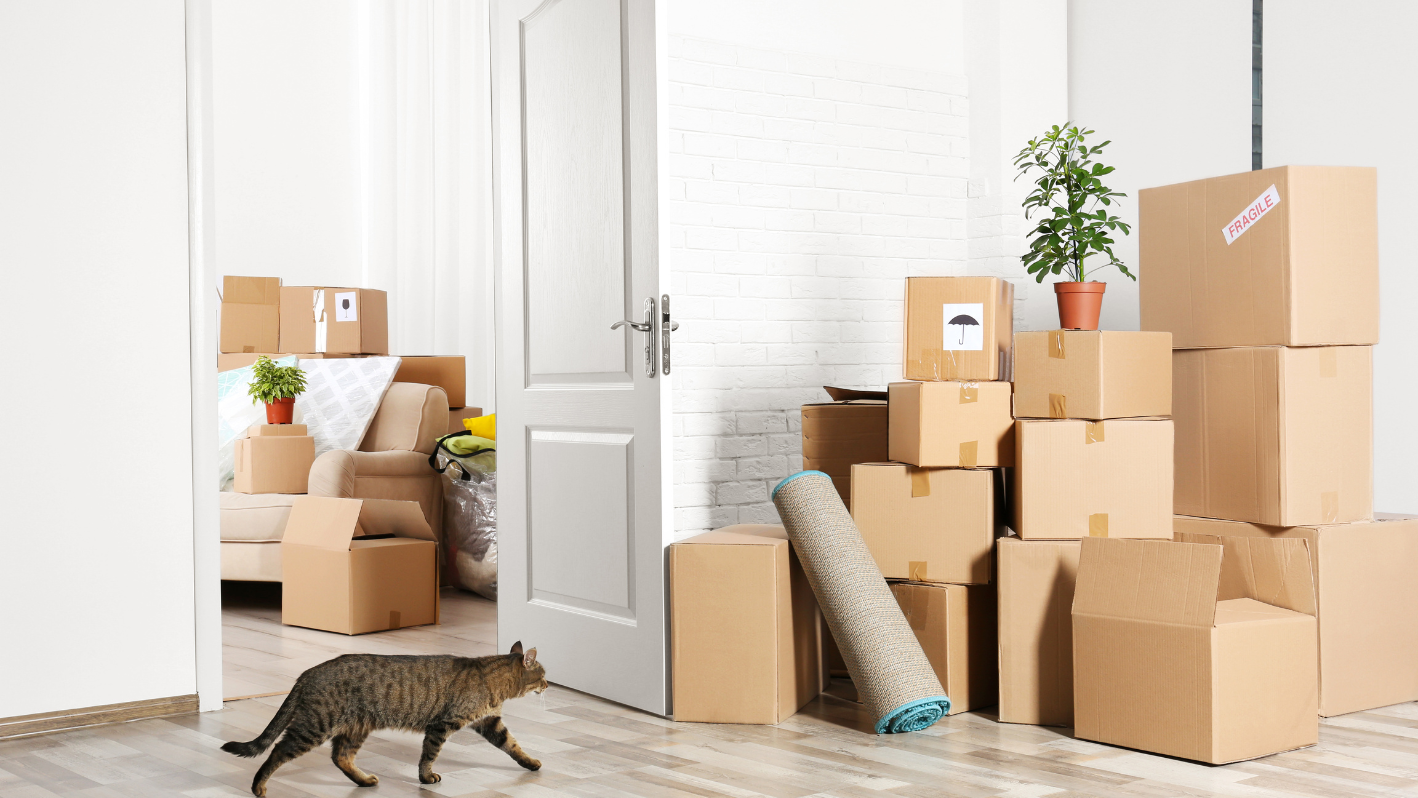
[1013,331,1172,419]
[997,539,1081,726]
[1014,419,1173,540]
[447,406,487,437]
[904,276,1014,381]
[1140,165,1378,348]
[1174,514,1418,717]
[233,429,315,494]
[281,496,439,635]
[279,286,389,355]
[888,380,1015,467]
[219,276,281,354]
[670,524,824,724]
[217,352,356,372]
[889,582,996,715]
[1174,345,1372,526]
[801,398,889,511]
[1074,536,1318,764]
[395,356,466,409]
[851,463,1000,585]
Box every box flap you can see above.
[822,386,889,402]
[223,275,281,305]
[357,498,436,542]
[1074,538,1220,627]
[1176,532,1316,616]
[284,496,363,551]
[677,525,788,547]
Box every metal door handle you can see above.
[610,320,651,332]
[661,294,679,375]
[611,297,658,377]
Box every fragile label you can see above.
[335,291,358,322]
[1222,185,1281,244]
[942,303,984,351]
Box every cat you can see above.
[221,642,548,796]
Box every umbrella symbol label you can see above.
[334,291,359,322]
[942,302,984,351]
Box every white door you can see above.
[490,0,671,714]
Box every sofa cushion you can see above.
[221,541,283,582]
[219,491,299,542]
[361,383,450,455]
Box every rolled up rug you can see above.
[772,470,950,733]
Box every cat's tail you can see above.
[221,687,299,758]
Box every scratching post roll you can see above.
[772,470,950,732]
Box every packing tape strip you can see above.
[1321,491,1339,523]
[909,561,929,582]
[1319,348,1338,378]
[243,345,256,353]
[389,610,402,630]
[902,589,927,632]
[1086,420,1105,444]
[959,382,978,403]
[910,468,932,497]
[1049,330,1066,359]
[313,288,328,353]
[959,440,978,467]
[1088,513,1109,537]
[1049,393,1067,418]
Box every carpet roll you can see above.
[772,470,950,733]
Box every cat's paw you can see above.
[520,758,542,771]
[357,774,378,787]
[419,771,442,784]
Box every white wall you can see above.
[0,1,197,717]
[1265,1,1418,513]
[1063,0,1252,331]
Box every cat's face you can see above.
[510,641,549,696]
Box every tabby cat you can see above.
[221,642,548,796]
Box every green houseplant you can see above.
[1013,124,1134,330]
[247,356,308,424]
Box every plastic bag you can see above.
[437,442,498,601]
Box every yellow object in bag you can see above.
[462,413,496,440]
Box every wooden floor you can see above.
[5,585,1418,796]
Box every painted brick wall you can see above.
[666,36,972,538]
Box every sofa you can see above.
[220,382,451,582]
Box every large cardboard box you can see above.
[233,425,315,494]
[670,525,824,724]
[888,380,1015,467]
[395,356,466,408]
[904,276,1014,381]
[889,582,997,715]
[851,463,1000,585]
[1013,331,1172,419]
[801,396,888,511]
[1014,419,1173,540]
[220,276,281,354]
[1073,537,1318,764]
[1174,345,1372,526]
[997,538,1080,726]
[281,496,439,635]
[217,352,355,372]
[279,286,389,355]
[1139,165,1378,348]
[1174,514,1418,717]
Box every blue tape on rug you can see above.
[773,470,829,499]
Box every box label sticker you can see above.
[335,291,358,322]
[942,303,984,351]
[1223,184,1281,245]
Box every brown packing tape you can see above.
[910,468,932,497]
[1049,393,1067,418]
[389,610,402,630]
[1089,513,1109,537]
[1319,348,1338,378]
[1049,330,1065,359]
[1322,492,1339,523]
[1085,420,1105,444]
[909,561,928,581]
[243,345,255,353]
[959,441,978,467]
[959,383,978,403]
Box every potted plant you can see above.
[1013,124,1134,330]
[247,356,308,424]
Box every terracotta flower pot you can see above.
[264,397,295,424]
[1054,282,1106,330]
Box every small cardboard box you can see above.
[1174,514,1418,717]
[395,356,466,408]
[281,496,439,635]
[997,538,1081,726]
[888,380,1015,467]
[233,427,315,494]
[1074,537,1318,764]
[447,406,487,437]
[904,276,1014,381]
[851,463,1000,585]
[279,286,389,355]
[801,392,889,511]
[220,276,281,354]
[1013,331,1172,420]
[670,524,824,724]
[1014,419,1173,540]
[889,582,997,715]
[1139,165,1378,348]
[217,352,355,372]
[1174,345,1372,526]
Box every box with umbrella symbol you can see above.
[943,303,984,350]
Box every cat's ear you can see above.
[524,648,538,669]
[510,641,524,656]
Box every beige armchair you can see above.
[219,383,450,582]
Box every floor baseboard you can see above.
[0,694,199,740]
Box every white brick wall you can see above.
[667,36,972,538]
